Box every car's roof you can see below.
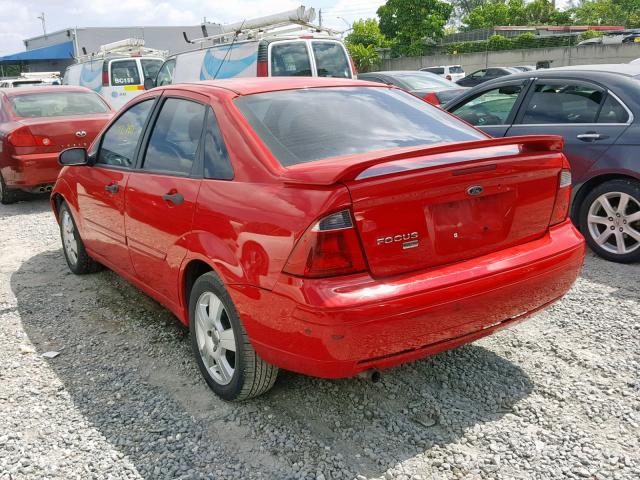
[361,71,436,76]
[172,77,387,96]
[0,85,94,97]
[545,63,640,76]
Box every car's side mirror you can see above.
[143,77,155,90]
[59,148,88,166]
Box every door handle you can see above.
[577,132,608,142]
[162,192,184,205]
[104,183,119,193]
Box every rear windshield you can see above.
[271,42,312,77]
[395,72,458,90]
[449,66,464,73]
[111,59,140,86]
[11,80,43,87]
[10,92,109,118]
[312,41,351,78]
[235,87,485,166]
[141,59,163,81]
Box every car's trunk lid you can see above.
[282,136,565,278]
[16,114,111,153]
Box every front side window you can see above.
[452,84,524,126]
[141,59,163,81]
[312,41,351,78]
[521,82,605,124]
[156,59,175,86]
[270,42,312,77]
[9,92,110,118]
[98,99,153,168]
[110,59,141,86]
[235,87,485,166]
[143,98,206,175]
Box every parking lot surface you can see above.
[0,197,638,480]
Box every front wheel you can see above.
[189,272,278,401]
[579,179,640,263]
[58,202,102,274]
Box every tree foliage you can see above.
[377,0,454,56]
[344,18,388,73]
[571,0,640,28]
[347,44,382,73]
[462,0,572,30]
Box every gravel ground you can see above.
[0,197,638,480]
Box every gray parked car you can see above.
[445,64,640,263]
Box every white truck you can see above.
[63,38,166,110]
[152,6,355,87]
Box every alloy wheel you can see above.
[61,210,79,265]
[194,291,237,385]
[587,191,640,255]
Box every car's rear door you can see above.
[124,91,207,304]
[506,79,631,183]
[78,97,156,273]
[448,79,532,137]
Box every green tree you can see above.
[377,0,454,56]
[462,0,572,30]
[571,0,640,28]
[345,19,388,48]
[346,44,382,72]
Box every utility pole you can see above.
[37,12,47,39]
[319,9,322,28]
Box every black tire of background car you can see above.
[189,272,278,401]
[0,172,21,205]
[579,179,640,264]
[58,202,103,274]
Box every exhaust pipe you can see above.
[357,369,381,383]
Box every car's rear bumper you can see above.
[229,220,585,378]
[2,152,60,190]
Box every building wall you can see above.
[379,43,640,73]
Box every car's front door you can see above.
[124,92,207,304]
[506,79,631,183]
[448,80,531,137]
[78,98,156,274]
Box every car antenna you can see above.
[213,19,246,80]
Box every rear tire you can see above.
[189,272,278,401]
[58,202,102,274]
[579,179,640,263]
[0,173,20,205]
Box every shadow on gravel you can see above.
[13,249,534,479]
[0,195,51,220]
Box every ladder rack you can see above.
[75,38,167,63]
[184,6,342,46]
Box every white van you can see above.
[63,39,165,110]
[420,65,465,82]
[153,7,355,86]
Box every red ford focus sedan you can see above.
[0,86,113,204]
[51,78,585,400]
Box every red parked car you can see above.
[51,78,585,400]
[0,86,113,204]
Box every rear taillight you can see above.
[550,169,572,226]
[283,209,367,278]
[422,92,440,106]
[349,55,358,78]
[257,59,268,77]
[446,74,452,80]
[102,70,109,86]
[8,126,55,147]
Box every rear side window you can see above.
[141,59,163,81]
[98,99,153,168]
[522,82,605,124]
[235,87,485,166]
[598,94,629,123]
[110,59,140,86]
[312,42,351,78]
[9,92,109,118]
[143,98,206,175]
[270,42,312,77]
[203,108,234,180]
[452,84,524,126]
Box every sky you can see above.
[0,0,386,55]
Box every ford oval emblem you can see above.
[467,185,484,196]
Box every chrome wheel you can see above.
[587,191,640,255]
[61,209,79,265]
[194,291,236,385]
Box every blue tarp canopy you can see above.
[0,41,74,62]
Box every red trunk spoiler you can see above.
[280,135,564,186]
